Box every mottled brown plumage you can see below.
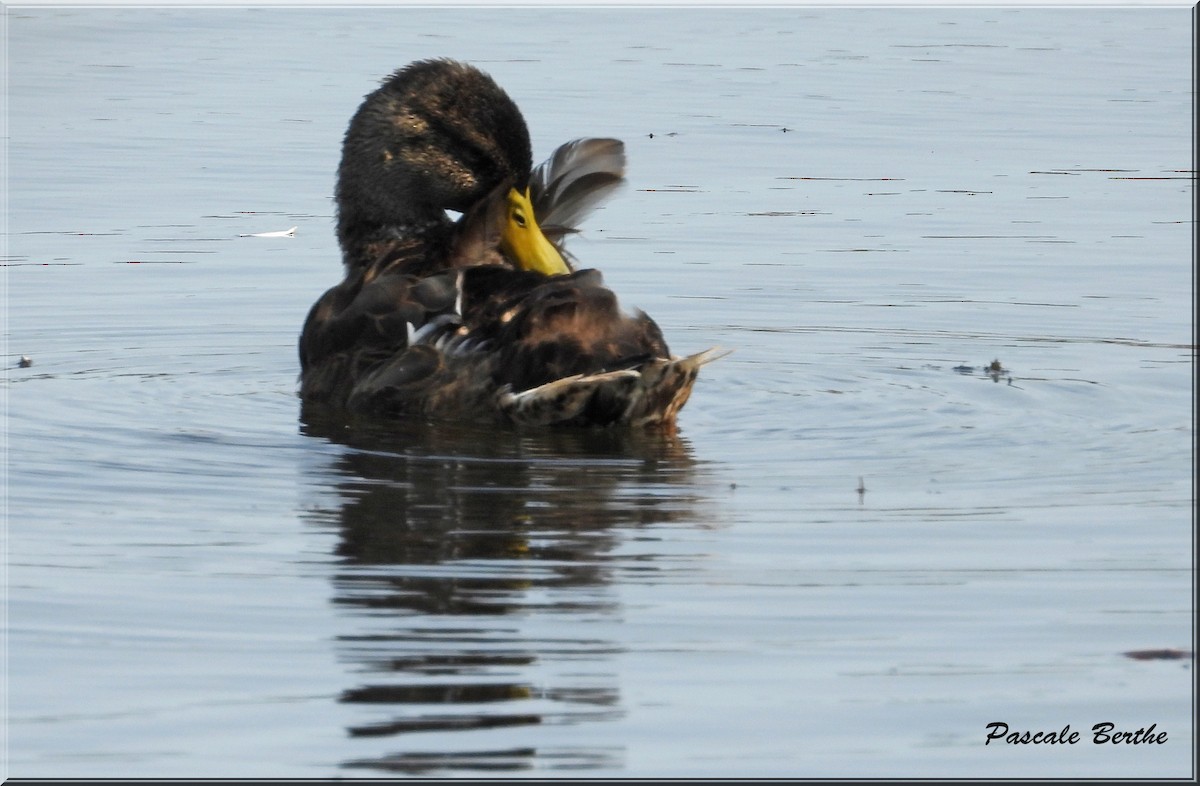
[299,59,719,427]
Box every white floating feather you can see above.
[240,226,297,238]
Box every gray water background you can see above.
[4,5,1195,778]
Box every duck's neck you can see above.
[334,154,458,269]
[336,201,454,271]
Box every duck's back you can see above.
[299,258,705,427]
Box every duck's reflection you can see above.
[300,406,711,774]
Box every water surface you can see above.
[4,6,1194,778]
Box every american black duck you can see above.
[299,59,719,427]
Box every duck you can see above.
[299,58,720,428]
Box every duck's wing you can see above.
[497,348,728,428]
[528,138,626,240]
[298,266,462,405]
[455,266,662,390]
[462,267,725,426]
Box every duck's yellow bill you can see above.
[500,187,569,276]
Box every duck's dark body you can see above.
[299,59,714,427]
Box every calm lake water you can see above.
[4,5,1194,779]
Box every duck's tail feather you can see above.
[497,347,729,427]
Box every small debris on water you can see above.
[18,355,33,368]
[953,359,1012,384]
[1123,648,1193,661]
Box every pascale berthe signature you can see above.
[985,722,1168,746]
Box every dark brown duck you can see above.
[299,59,719,427]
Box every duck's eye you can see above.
[512,209,527,228]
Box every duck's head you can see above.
[336,58,576,276]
